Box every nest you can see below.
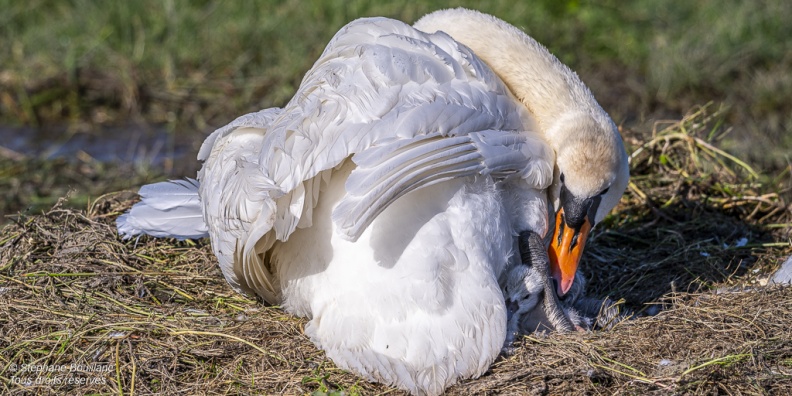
[1,106,790,394]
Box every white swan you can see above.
[118,8,629,395]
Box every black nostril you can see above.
[570,232,579,251]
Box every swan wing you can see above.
[198,109,283,300]
[334,130,554,240]
[199,17,545,301]
[197,108,284,162]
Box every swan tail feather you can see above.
[117,178,209,240]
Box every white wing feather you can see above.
[334,130,553,240]
[116,179,209,240]
[198,17,552,302]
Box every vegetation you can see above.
[1,108,790,394]
[1,0,790,153]
[2,0,790,219]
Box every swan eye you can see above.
[559,173,565,184]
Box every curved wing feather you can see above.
[198,17,550,302]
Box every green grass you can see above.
[1,0,790,220]
[1,0,790,163]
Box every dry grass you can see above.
[1,107,791,395]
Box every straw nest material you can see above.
[1,106,790,395]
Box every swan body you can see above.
[118,8,629,395]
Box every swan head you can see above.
[546,112,630,296]
[504,264,544,309]
[415,8,630,296]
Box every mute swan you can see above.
[118,8,629,395]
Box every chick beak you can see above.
[548,208,592,296]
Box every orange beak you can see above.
[548,209,591,296]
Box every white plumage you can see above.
[118,8,630,395]
[116,178,208,240]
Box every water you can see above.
[0,124,199,174]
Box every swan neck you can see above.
[414,9,601,135]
